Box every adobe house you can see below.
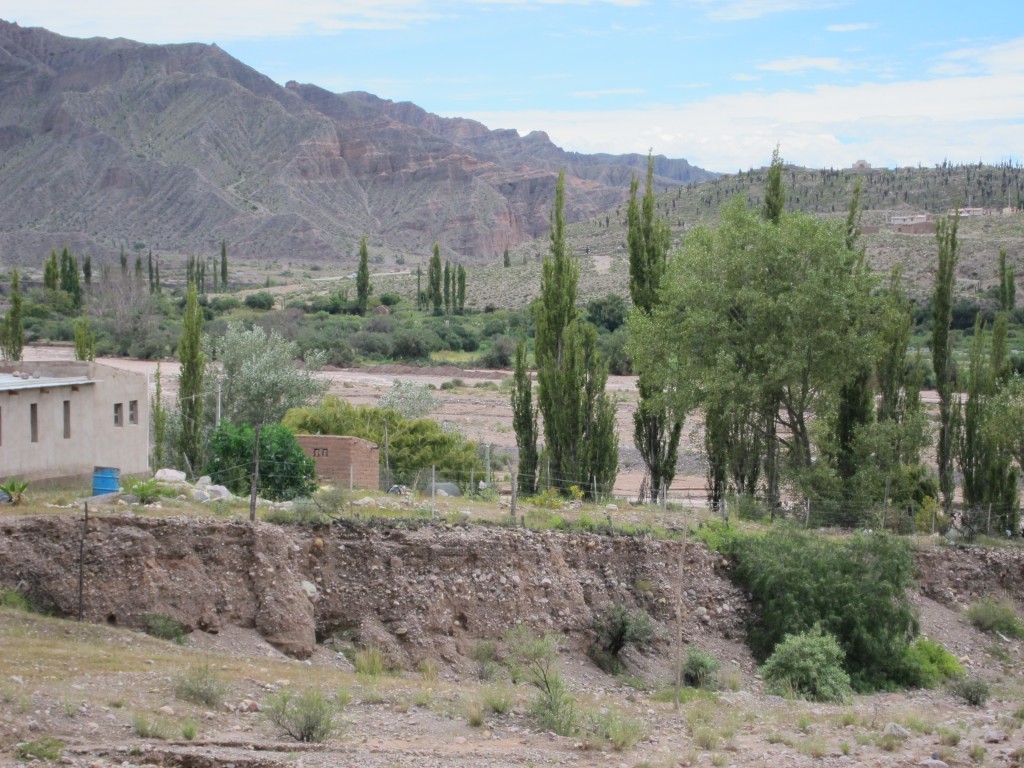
[0,361,149,485]
[295,435,379,490]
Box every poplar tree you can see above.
[628,153,680,503]
[356,236,371,315]
[534,171,617,497]
[933,211,959,515]
[443,260,452,316]
[0,269,24,361]
[73,316,95,361]
[511,340,538,495]
[83,255,92,286]
[177,282,205,477]
[220,240,228,289]
[429,243,442,315]
[43,251,59,290]
[456,264,466,314]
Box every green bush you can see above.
[682,648,720,690]
[529,673,578,736]
[760,626,853,703]
[141,613,187,644]
[722,527,917,691]
[244,292,275,310]
[589,603,653,673]
[966,598,1024,638]
[14,736,65,762]
[901,638,964,688]
[0,587,32,612]
[584,708,648,751]
[207,422,316,502]
[122,476,162,504]
[174,663,227,707]
[264,688,340,742]
[951,676,990,707]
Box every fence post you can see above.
[78,502,88,622]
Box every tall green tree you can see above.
[534,171,617,497]
[428,243,442,315]
[151,363,168,470]
[82,255,92,286]
[628,153,680,504]
[220,240,228,289]
[511,340,538,496]
[932,212,959,515]
[43,250,59,290]
[443,259,452,316]
[356,236,372,315]
[456,264,467,314]
[998,248,1016,312]
[73,316,95,361]
[177,282,206,477]
[0,269,24,361]
[59,247,82,309]
[216,322,328,519]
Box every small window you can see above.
[30,403,38,443]
[128,400,139,425]
[63,400,71,439]
[114,402,123,427]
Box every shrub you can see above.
[760,626,853,703]
[181,719,198,741]
[244,291,275,310]
[589,604,653,673]
[391,329,437,360]
[724,528,917,691]
[174,663,227,707]
[967,598,1024,638]
[14,737,65,762]
[141,613,187,644]
[207,422,317,501]
[951,677,990,707]
[482,685,514,714]
[584,708,648,751]
[264,688,339,742]
[478,335,516,368]
[132,712,172,739]
[682,648,720,690]
[529,673,578,736]
[0,587,32,612]
[901,637,964,688]
[354,646,386,677]
[122,476,162,504]
[378,293,400,307]
[503,626,559,691]
[0,478,28,505]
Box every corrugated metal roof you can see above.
[0,373,94,392]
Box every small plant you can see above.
[0,478,29,505]
[181,719,198,741]
[482,685,514,714]
[968,744,986,763]
[132,711,172,740]
[13,737,64,762]
[354,646,386,676]
[335,687,352,708]
[939,727,961,746]
[174,662,227,707]
[412,688,433,708]
[951,677,991,707]
[693,726,718,751]
[264,688,339,743]
[589,603,653,674]
[418,659,438,683]
[141,613,187,644]
[122,476,162,504]
[472,639,500,680]
[463,696,485,727]
[682,647,720,690]
[0,587,32,612]
[529,673,578,736]
[798,736,828,758]
[760,625,853,703]
[503,626,559,691]
[902,637,965,687]
[584,709,648,751]
[967,598,1024,639]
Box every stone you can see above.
[191,489,210,503]
[300,580,318,598]
[984,730,1007,743]
[883,722,910,739]
[195,476,212,488]
[205,485,233,500]
[154,468,188,483]
[157,705,174,716]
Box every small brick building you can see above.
[296,435,380,490]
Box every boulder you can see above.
[154,468,187,483]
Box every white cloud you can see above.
[931,36,1024,77]
[758,56,851,73]
[826,22,872,32]
[687,0,839,22]
[459,70,1024,171]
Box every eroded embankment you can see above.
[0,515,747,665]
[3,515,1023,667]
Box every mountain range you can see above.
[0,20,715,268]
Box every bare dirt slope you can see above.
[2,514,1024,768]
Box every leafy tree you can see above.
[73,316,95,361]
[82,255,91,286]
[998,248,1016,312]
[356,236,371,315]
[208,422,316,501]
[216,322,328,519]
[416,265,424,310]
[151,363,169,470]
[443,260,452,316]
[59,247,82,309]
[932,212,959,514]
[220,240,228,289]
[534,171,617,498]
[762,145,785,224]
[627,154,680,504]
[760,626,852,703]
[177,282,206,477]
[244,292,275,310]
[0,269,24,361]
[378,380,436,418]
[511,340,538,495]
[586,294,627,333]
[428,243,442,315]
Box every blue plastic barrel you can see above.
[92,467,121,496]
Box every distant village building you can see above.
[0,361,149,484]
[889,213,935,235]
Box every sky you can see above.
[5,1,1023,173]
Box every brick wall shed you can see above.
[296,435,380,490]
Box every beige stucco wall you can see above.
[0,361,149,484]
